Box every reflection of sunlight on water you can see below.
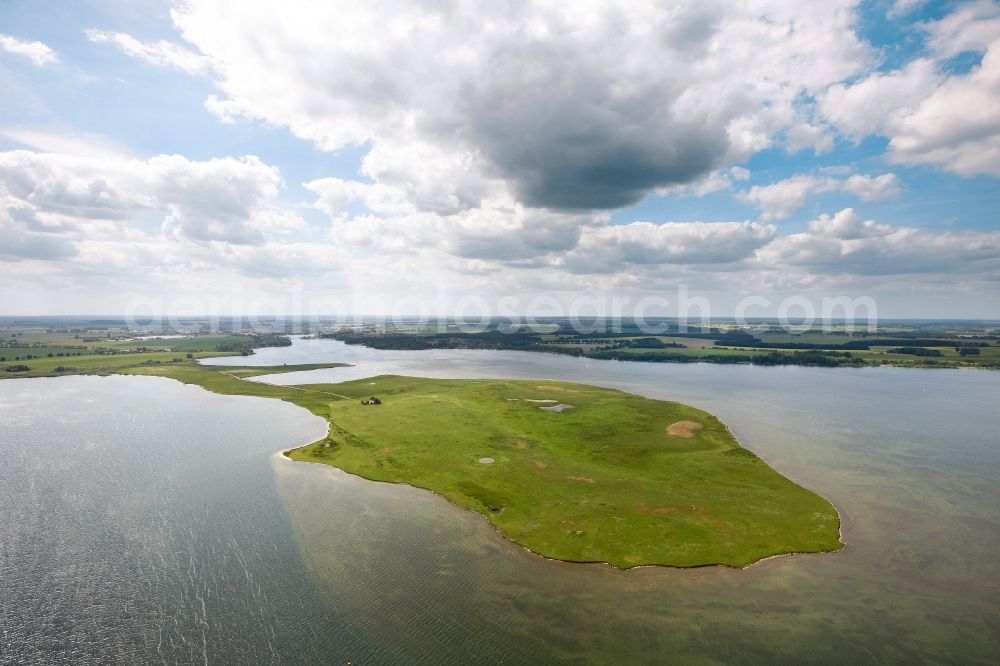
[261,336,999,663]
[0,375,355,664]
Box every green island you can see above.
[0,322,843,568]
[282,375,844,568]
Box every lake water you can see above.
[2,337,998,663]
[0,376,365,664]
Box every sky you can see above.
[0,0,998,319]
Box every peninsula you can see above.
[115,359,841,568]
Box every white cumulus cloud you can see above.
[821,2,1000,176]
[561,221,777,274]
[0,150,299,244]
[0,34,58,67]
[738,172,902,221]
[759,208,1000,275]
[85,28,211,75]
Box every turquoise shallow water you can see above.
[2,338,998,663]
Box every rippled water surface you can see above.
[0,376,360,664]
[3,337,999,664]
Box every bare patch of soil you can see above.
[535,385,577,393]
[667,420,703,438]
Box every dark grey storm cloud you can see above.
[453,28,730,210]
[179,0,866,213]
[481,127,726,210]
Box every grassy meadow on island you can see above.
[286,376,843,568]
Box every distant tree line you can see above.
[216,334,293,355]
[587,350,865,367]
[888,347,944,357]
[614,337,686,350]
[323,330,543,351]
[318,328,994,369]
[716,337,989,350]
